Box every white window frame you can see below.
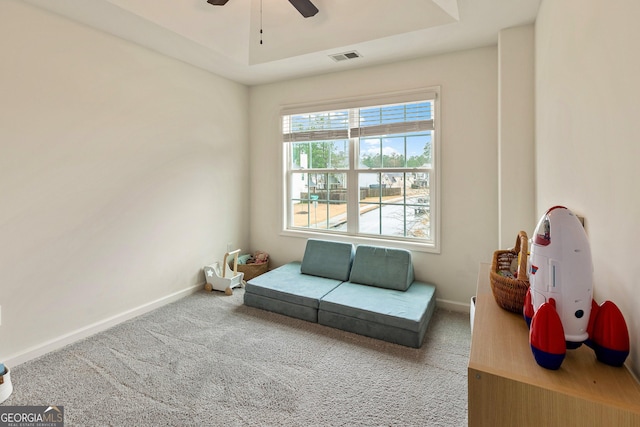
[279,88,441,253]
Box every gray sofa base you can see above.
[318,310,427,348]
[243,292,319,323]
[318,283,437,348]
[245,280,437,348]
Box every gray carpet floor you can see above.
[3,288,471,426]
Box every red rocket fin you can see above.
[529,299,566,370]
[590,301,630,367]
[523,287,534,328]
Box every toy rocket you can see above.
[523,206,630,370]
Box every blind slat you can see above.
[283,129,349,143]
[350,119,434,138]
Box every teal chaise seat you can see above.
[244,239,354,322]
[318,245,436,348]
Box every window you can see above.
[282,89,439,250]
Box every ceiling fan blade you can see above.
[289,0,319,18]
[206,0,229,5]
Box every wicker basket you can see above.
[489,231,530,313]
[236,262,269,281]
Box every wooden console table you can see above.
[468,263,640,426]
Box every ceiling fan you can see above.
[206,0,319,18]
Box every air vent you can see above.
[329,51,362,62]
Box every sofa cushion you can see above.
[300,239,355,281]
[348,245,414,291]
[245,262,342,309]
[319,281,436,333]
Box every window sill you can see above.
[279,228,440,254]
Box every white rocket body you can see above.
[528,206,593,343]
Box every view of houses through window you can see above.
[282,92,438,246]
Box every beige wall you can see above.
[249,47,499,310]
[535,0,640,377]
[0,1,250,365]
[498,25,536,248]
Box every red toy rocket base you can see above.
[524,290,630,370]
[529,298,566,370]
[586,300,630,367]
[524,206,630,370]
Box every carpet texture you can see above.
[3,289,470,426]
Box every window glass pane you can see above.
[381,136,405,167]
[406,132,432,167]
[360,133,432,169]
[293,140,349,170]
[356,172,431,239]
[309,140,349,169]
[290,172,311,228]
[328,140,349,168]
[380,173,406,204]
[309,142,329,168]
[406,170,431,239]
[290,172,347,230]
[291,142,309,170]
[358,172,384,234]
[359,137,382,168]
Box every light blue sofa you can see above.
[244,239,437,348]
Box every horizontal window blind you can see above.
[283,100,434,142]
[280,89,437,116]
[352,101,433,137]
[282,110,349,143]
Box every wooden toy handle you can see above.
[222,249,241,278]
[513,231,529,279]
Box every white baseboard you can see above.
[5,283,203,368]
[436,298,471,313]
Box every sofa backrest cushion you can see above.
[300,239,355,281]
[348,245,414,291]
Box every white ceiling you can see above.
[24,0,540,86]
